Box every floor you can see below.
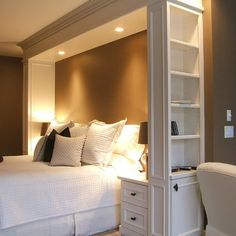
[94,230,120,236]
[103,232,120,236]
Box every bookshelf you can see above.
[169,3,204,172]
[168,3,204,235]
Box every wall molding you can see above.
[18,0,117,50]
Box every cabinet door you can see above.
[171,176,202,236]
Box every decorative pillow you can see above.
[50,135,84,167]
[33,136,47,161]
[46,121,74,135]
[82,119,127,166]
[43,127,71,162]
[70,123,88,137]
[113,125,145,163]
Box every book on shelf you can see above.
[171,121,179,135]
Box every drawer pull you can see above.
[130,192,136,196]
[173,184,178,192]
[130,216,136,221]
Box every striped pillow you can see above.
[82,119,126,166]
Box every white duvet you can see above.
[0,155,120,229]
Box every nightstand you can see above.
[118,176,148,236]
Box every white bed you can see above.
[0,155,121,236]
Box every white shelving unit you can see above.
[168,2,204,236]
[148,1,204,235]
[169,3,204,171]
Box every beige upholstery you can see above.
[197,162,236,236]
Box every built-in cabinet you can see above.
[148,1,204,235]
[22,0,204,235]
[171,174,202,236]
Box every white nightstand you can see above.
[118,176,148,236]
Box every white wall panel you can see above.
[28,60,55,154]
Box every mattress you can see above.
[0,155,120,229]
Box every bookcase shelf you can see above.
[171,103,200,108]
[171,70,200,79]
[171,135,200,140]
[170,38,199,50]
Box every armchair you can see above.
[197,162,236,236]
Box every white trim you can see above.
[19,0,153,59]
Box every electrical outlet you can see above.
[224,126,234,138]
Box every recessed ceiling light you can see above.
[115,27,124,33]
[58,50,65,55]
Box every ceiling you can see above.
[0,0,88,57]
[0,0,146,59]
[33,8,147,62]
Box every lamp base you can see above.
[140,153,148,179]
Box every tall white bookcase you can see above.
[169,3,204,170]
[148,1,204,235]
[169,4,204,235]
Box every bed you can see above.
[0,155,121,236]
[0,121,145,236]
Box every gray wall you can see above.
[0,56,23,155]
[204,0,236,163]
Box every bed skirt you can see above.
[0,205,120,236]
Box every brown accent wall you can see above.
[55,31,147,124]
[204,0,236,163]
[0,56,23,155]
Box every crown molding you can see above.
[18,0,117,51]
[19,0,152,59]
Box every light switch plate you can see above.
[224,126,234,138]
[227,110,232,122]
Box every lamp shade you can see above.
[138,121,148,144]
[41,122,50,136]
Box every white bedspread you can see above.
[0,155,120,229]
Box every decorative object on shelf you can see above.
[138,121,148,179]
[171,166,197,172]
[171,121,179,136]
[40,122,50,136]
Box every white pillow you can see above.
[46,121,74,135]
[33,136,47,161]
[82,119,126,166]
[110,154,144,179]
[113,125,145,162]
[70,123,88,137]
[50,134,84,167]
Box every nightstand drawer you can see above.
[122,181,147,207]
[121,202,147,234]
[120,226,145,236]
